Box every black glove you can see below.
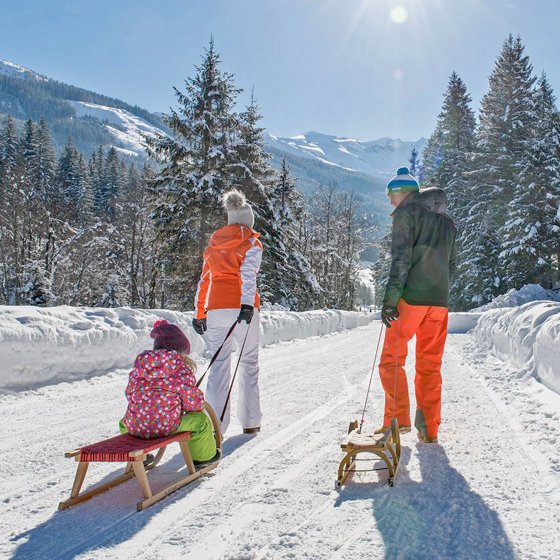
[192,317,207,335]
[237,304,254,324]
[381,305,399,328]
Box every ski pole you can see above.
[358,323,385,434]
[220,319,252,422]
[196,321,237,388]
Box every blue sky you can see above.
[1,0,559,140]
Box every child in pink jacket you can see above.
[119,320,218,464]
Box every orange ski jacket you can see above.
[195,225,263,320]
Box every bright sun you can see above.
[390,5,409,24]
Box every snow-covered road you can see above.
[2,322,559,559]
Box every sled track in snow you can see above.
[135,386,360,558]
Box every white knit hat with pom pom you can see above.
[223,189,255,229]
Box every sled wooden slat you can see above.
[341,429,390,450]
[58,402,222,512]
[64,449,81,458]
[337,418,401,488]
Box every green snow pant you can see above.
[119,411,217,462]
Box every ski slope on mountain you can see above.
[1,320,559,560]
[67,101,164,158]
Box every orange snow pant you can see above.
[378,300,448,439]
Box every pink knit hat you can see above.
[150,319,190,354]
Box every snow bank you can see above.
[474,301,560,395]
[259,309,374,346]
[0,306,204,392]
[447,312,481,334]
[474,283,560,312]
[0,306,374,392]
[447,283,560,335]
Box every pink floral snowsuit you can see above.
[123,349,204,438]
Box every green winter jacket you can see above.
[383,188,457,308]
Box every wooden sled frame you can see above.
[58,402,222,512]
[337,418,401,488]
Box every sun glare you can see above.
[390,5,408,24]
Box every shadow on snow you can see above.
[10,431,255,559]
[335,444,517,560]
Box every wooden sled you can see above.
[59,402,222,512]
[336,417,401,488]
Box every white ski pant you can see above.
[205,308,262,434]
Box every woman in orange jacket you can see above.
[192,190,263,435]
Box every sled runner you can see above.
[59,402,222,512]
[337,324,402,487]
[337,417,401,487]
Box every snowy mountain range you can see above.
[266,131,426,179]
[0,59,167,159]
[1,59,424,197]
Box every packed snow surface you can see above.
[1,321,559,559]
[0,306,375,392]
[474,300,560,395]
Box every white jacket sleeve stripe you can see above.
[240,239,262,306]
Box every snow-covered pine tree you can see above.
[0,115,22,303]
[479,35,536,207]
[35,118,56,205]
[431,73,476,218]
[19,119,42,264]
[232,93,320,309]
[421,126,444,181]
[269,157,321,309]
[56,138,86,222]
[421,73,476,308]
[408,147,423,183]
[146,38,240,308]
[21,260,55,306]
[460,35,536,307]
[34,119,57,279]
[90,145,105,214]
[99,146,124,220]
[77,152,94,226]
[371,225,392,308]
[501,73,560,288]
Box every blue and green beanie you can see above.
[386,167,420,194]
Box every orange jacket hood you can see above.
[209,225,261,250]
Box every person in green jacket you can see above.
[377,167,457,443]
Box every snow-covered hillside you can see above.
[0,59,166,158]
[67,101,164,158]
[0,59,48,82]
[266,131,426,178]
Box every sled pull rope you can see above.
[220,320,252,422]
[358,324,385,434]
[196,321,238,388]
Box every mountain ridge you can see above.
[1,58,423,210]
